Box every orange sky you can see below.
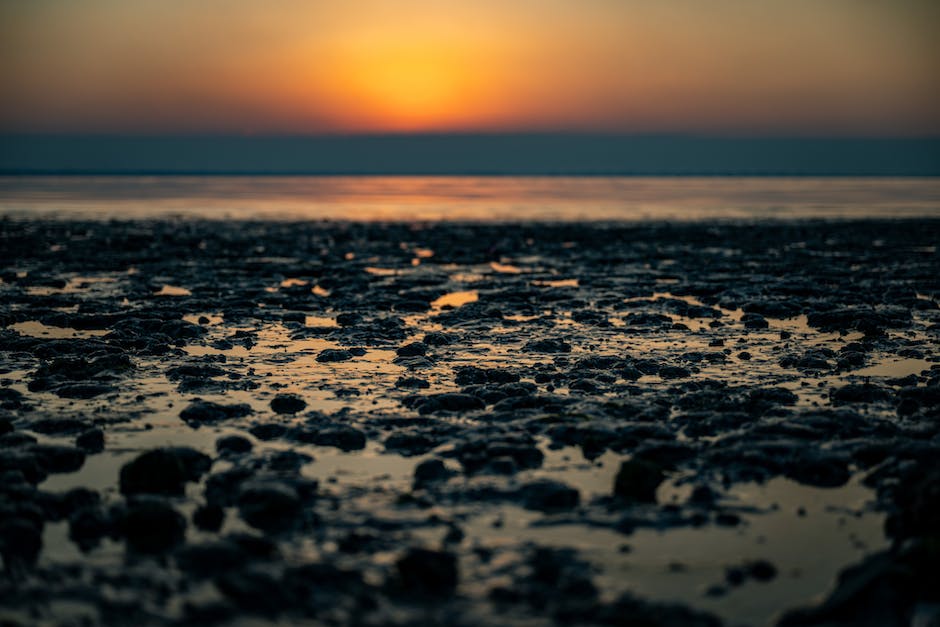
[1,1,938,135]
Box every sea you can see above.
[1,176,939,221]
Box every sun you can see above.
[329,44,483,132]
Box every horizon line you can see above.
[2,134,938,177]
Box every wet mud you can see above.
[0,218,938,626]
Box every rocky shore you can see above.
[0,218,938,626]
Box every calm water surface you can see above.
[1,176,939,221]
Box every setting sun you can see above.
[337,48,478,131]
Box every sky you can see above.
[1,0,939,137]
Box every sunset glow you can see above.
[1,0,938,135]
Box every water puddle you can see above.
[10,320,110,339]
[432,290,479,309]
[154,284,192,296]
[532,278,579,288]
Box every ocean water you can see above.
[1,175,939,221]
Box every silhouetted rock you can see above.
[614,459,665,503]
[270,393,306,414]
[396,548,458,596]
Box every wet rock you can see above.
[249,423,288,441]
[316,349,353,363]
[423,331,458,346]
[807,307,912,333]
[414,393,485,415]
[884,468,940,541]
[523,338,572,353]
[449,436,545,475]
[335,312,362,327]
[215,566,291,616]
[783,453,851,488]
[521,479,580,512]
[749,559,778,581]
[120,447,211,496]
[490,546,598,613]
[0,388,24,410]
[831,383,893,405]
[778,542,939,627]
[27,417,88,435]
[175,539,255,578]
[395,547,458,596]
[52,383,115,399]
[0,449,46,483]
[180,400,253,424]
[193,503,225,532]
[0,516,43,566]
[1,431,38,448]
[413,458,453,486]
[454,366,520,385]
[614,459,665,503]
[237,481,303,533]
[385,431,439,456]
[165,364,228,380]
[660,365,692,379]
[75,427,105,452]
[270,393,306,414]
[30,443,85,474]
[68,506,111,551]
[160,319,204,340]
[396,341,428,357]
[592,592,723,626]
[119,497,187,553]
[291,424,367,451]
[216,435,253,455]
[742,313,769,329]
[395,376,430,389]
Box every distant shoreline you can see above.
[2,134,938,176]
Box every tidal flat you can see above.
[0,218,938,626]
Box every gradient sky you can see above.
[1,0,938,136]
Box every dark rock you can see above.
[68,506,110,551]
[395,376,430,389]
[742,313,769,329]
[831,383,893,405]
[292,424,367,451]
[270,393,306,414]
[215,567,290,616]
[193,503,225,532]
[521,479,580,512]
[614,459,665,503]
[28,417,88,435]
[120,447,211,496]
[659,366,691,379]
[414,458,452,486]
[76,428,105,452]
[396,341,428,357]
[423,331,458,346]
[316,349,353,363]
[30,443,85,473]
[385,431,438,456]
[53,383,115,399]
[249,423,288,441]
[523,339,572,353]
[216,435,253,455]
[120,497,187,553]
[237,481,303,533]
[415,393,485,414]
[748,559,777,581]
[180,400,253,424]
[0,516,42,566]
[396,547,458,596]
